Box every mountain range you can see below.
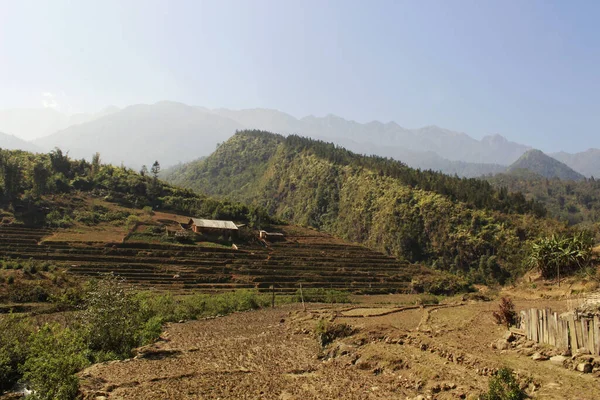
[0,101,597,178]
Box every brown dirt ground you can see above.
[79,296,600,400]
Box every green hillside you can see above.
[507,149,585,181]
[166,130,562,284]
[488,171,600,227]
[0,148,274,228]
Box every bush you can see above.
[416,294,439,305]
[492,297,517,328]
[80,275,143,359]
[6,275,14,285]
[528,232,594,279]
[483,367,526,400]
[21,323,89,400]
[0,315,32,393]
[315,320,355,347]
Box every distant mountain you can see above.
[0,131,40,152]
[16,103,535,175]
[0,107,120,141]
[551,149,600,178]
[213,108,524,176]
[34,102,243,168]
[507,149,585,181]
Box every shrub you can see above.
[483,367,526,400]
[6,275,14,285]
[0,315,32,393]
[492,297,517,328]
[315,320,355,347]
[416,294,439,305]
[80,275,143,358]
[21,323,89,400]
[528,232,594,279]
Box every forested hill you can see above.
[506,149,585,181]
[166,130,561,284]
[0,148,274,227]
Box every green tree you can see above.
[91,152,101,177]
[32,161,51,197]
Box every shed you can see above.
[259,230,285,241]
[187,218,239,236]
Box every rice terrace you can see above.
[3,2,600,399]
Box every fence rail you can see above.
[520,308,600,355]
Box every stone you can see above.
[496,339,509,350]
[576,348,591,356]
[549,355,568,365]
[576,363,593,373]
[503,331,517,342]
[532,352,548,361]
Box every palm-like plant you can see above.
[528,231,594,280]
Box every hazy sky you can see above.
[1,0,599,152]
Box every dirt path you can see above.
[79,300,600,399]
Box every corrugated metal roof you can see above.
[190,218,238,230]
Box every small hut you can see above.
[187,218,238,237]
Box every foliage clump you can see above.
[483,367,527,400]
[527,231,593,279]
[492,297,517,328]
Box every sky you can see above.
[0,0,599,152]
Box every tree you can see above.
[140,165,148,177]
[151,161,160,179]
[49,148,71,177]
[91,152,101,177]
[32,161,51,197]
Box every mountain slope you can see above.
[507,149,585,181]
[552,149,600,178]
[34,102,243,168]
[166,130,556,283]
[0,131,41,152]
[0,107,119,141]
[214,108,530,167]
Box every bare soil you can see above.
[79,296,600,399]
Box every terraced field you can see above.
[0,225,425,294]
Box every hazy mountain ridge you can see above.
[2,102,598,178]
[507,149,585,181]
[0,107,120,141]
[0,131,41,152]
[33,102,243,168]
[551,149,600,178]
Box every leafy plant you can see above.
[0,315,32,393]
[21,323,89,400]
[527,231,594,279]
[483,367,527,400]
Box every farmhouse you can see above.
[187,218,238,237]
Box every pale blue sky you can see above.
[1,0,599,152]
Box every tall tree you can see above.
[91,153,101,177]
[151,161,160,179]
[32,161,50,197]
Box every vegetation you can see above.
[527,232,594,279]
[492,297,517,328]
[165,130,564,284]
[0,273,298,397]
[0,147,276,228]
[506,149,584,181]
[488,169,600,227]
[483,367,527,400]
